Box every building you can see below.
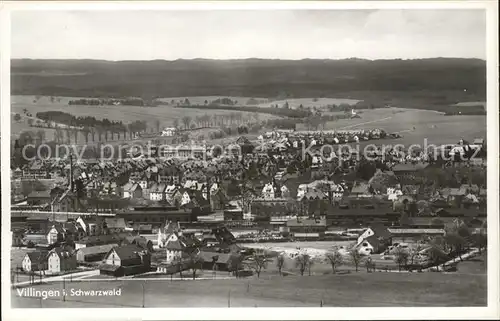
[47,247,77,273]
[46,224,66,245]
[27,191,52,206]
[122,183,142,199]
[388,227,446,244]
[22,251,48,272]
[286,217,327,239]
[149,183,167,201]
[76,244,118,263]
[161,127,178,137]
[391,163,430,182]
[99,245,151,277]
[164,232,200,263]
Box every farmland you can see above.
[11,96,486,149]
[10,95,282,143]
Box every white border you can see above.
[1,1,499,320]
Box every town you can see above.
[10,125,487,297]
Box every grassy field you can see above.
[10,95,281,141]
[11,269,486,308]
[10,97,486,149]
[322,107,486,147]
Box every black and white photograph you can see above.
[1,1,498,320]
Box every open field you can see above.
[159,96,361,109]
[11,269,486,307]
[322,107,486,147]
[256,97,361,108]
[10,95,281,141]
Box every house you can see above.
[46,224,66,245]
[164,232,199,263]
[286,217,327,239]
[356,235,382,255]
[125,236,154,252]
[76,244,118,263]
[149,183,167,201]
[402,185,419,198]
[46,247,77,273]
[162,127,177,137]
[99,245,151,276]
[22,251,48,272]
[261,183,276,199]
[123,182,142,199]
[391,163,430,182]
[355,225,391,254]
[75,232,130,250]
[350,182,372,197]
[388,227,446,244]
[157,221,181,248]
[76,216,103,236]
[103,217,128,234]
[386,187,403,201]
[51,189,79,212]
[165,184,180,205]
[158,166,182,184]
[27,190,52,206]
[199,251,233,271]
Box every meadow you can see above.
[10,96,486,149]
[10,95,281,143]
[11,270,486,308]
[322,107,486,147]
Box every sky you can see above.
[11,9,486,61]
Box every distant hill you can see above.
[11,58,486,106]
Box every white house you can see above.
[180,191,191,207]
[164,233,186,263]
[162,127,177,137]
[281,185,290,198]
[46,225,65,245]
[386,187,403,201]
[262,183,275,199]
[22,251,48,272]
[47,248,77,274]
[150,183,167,201]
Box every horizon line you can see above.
[11,57,486,63]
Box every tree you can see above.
[182,116,191,130]
[472,231,487,254]
[228,254,244,278]
[244,251,271,278]
[295,253,312,276]
[393,247,409,271]
[173,119,180,130]
[408,242,425,267]
[325,248,343,274]
[276,253,286,276]
[349,249,362,272]
[427,245,448,269]
[14,113,21,122]
[189,252,204,280]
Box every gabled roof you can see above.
[287,217,327,227]
[27,191,51,198]
[110,244,144,261]
[26,251,49,263]
[49,246,75,259]
[368,224,391,239]
[351,182,370,195]
[392,163,429,172]
[104,218,127,229]
[77,244,118,256]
